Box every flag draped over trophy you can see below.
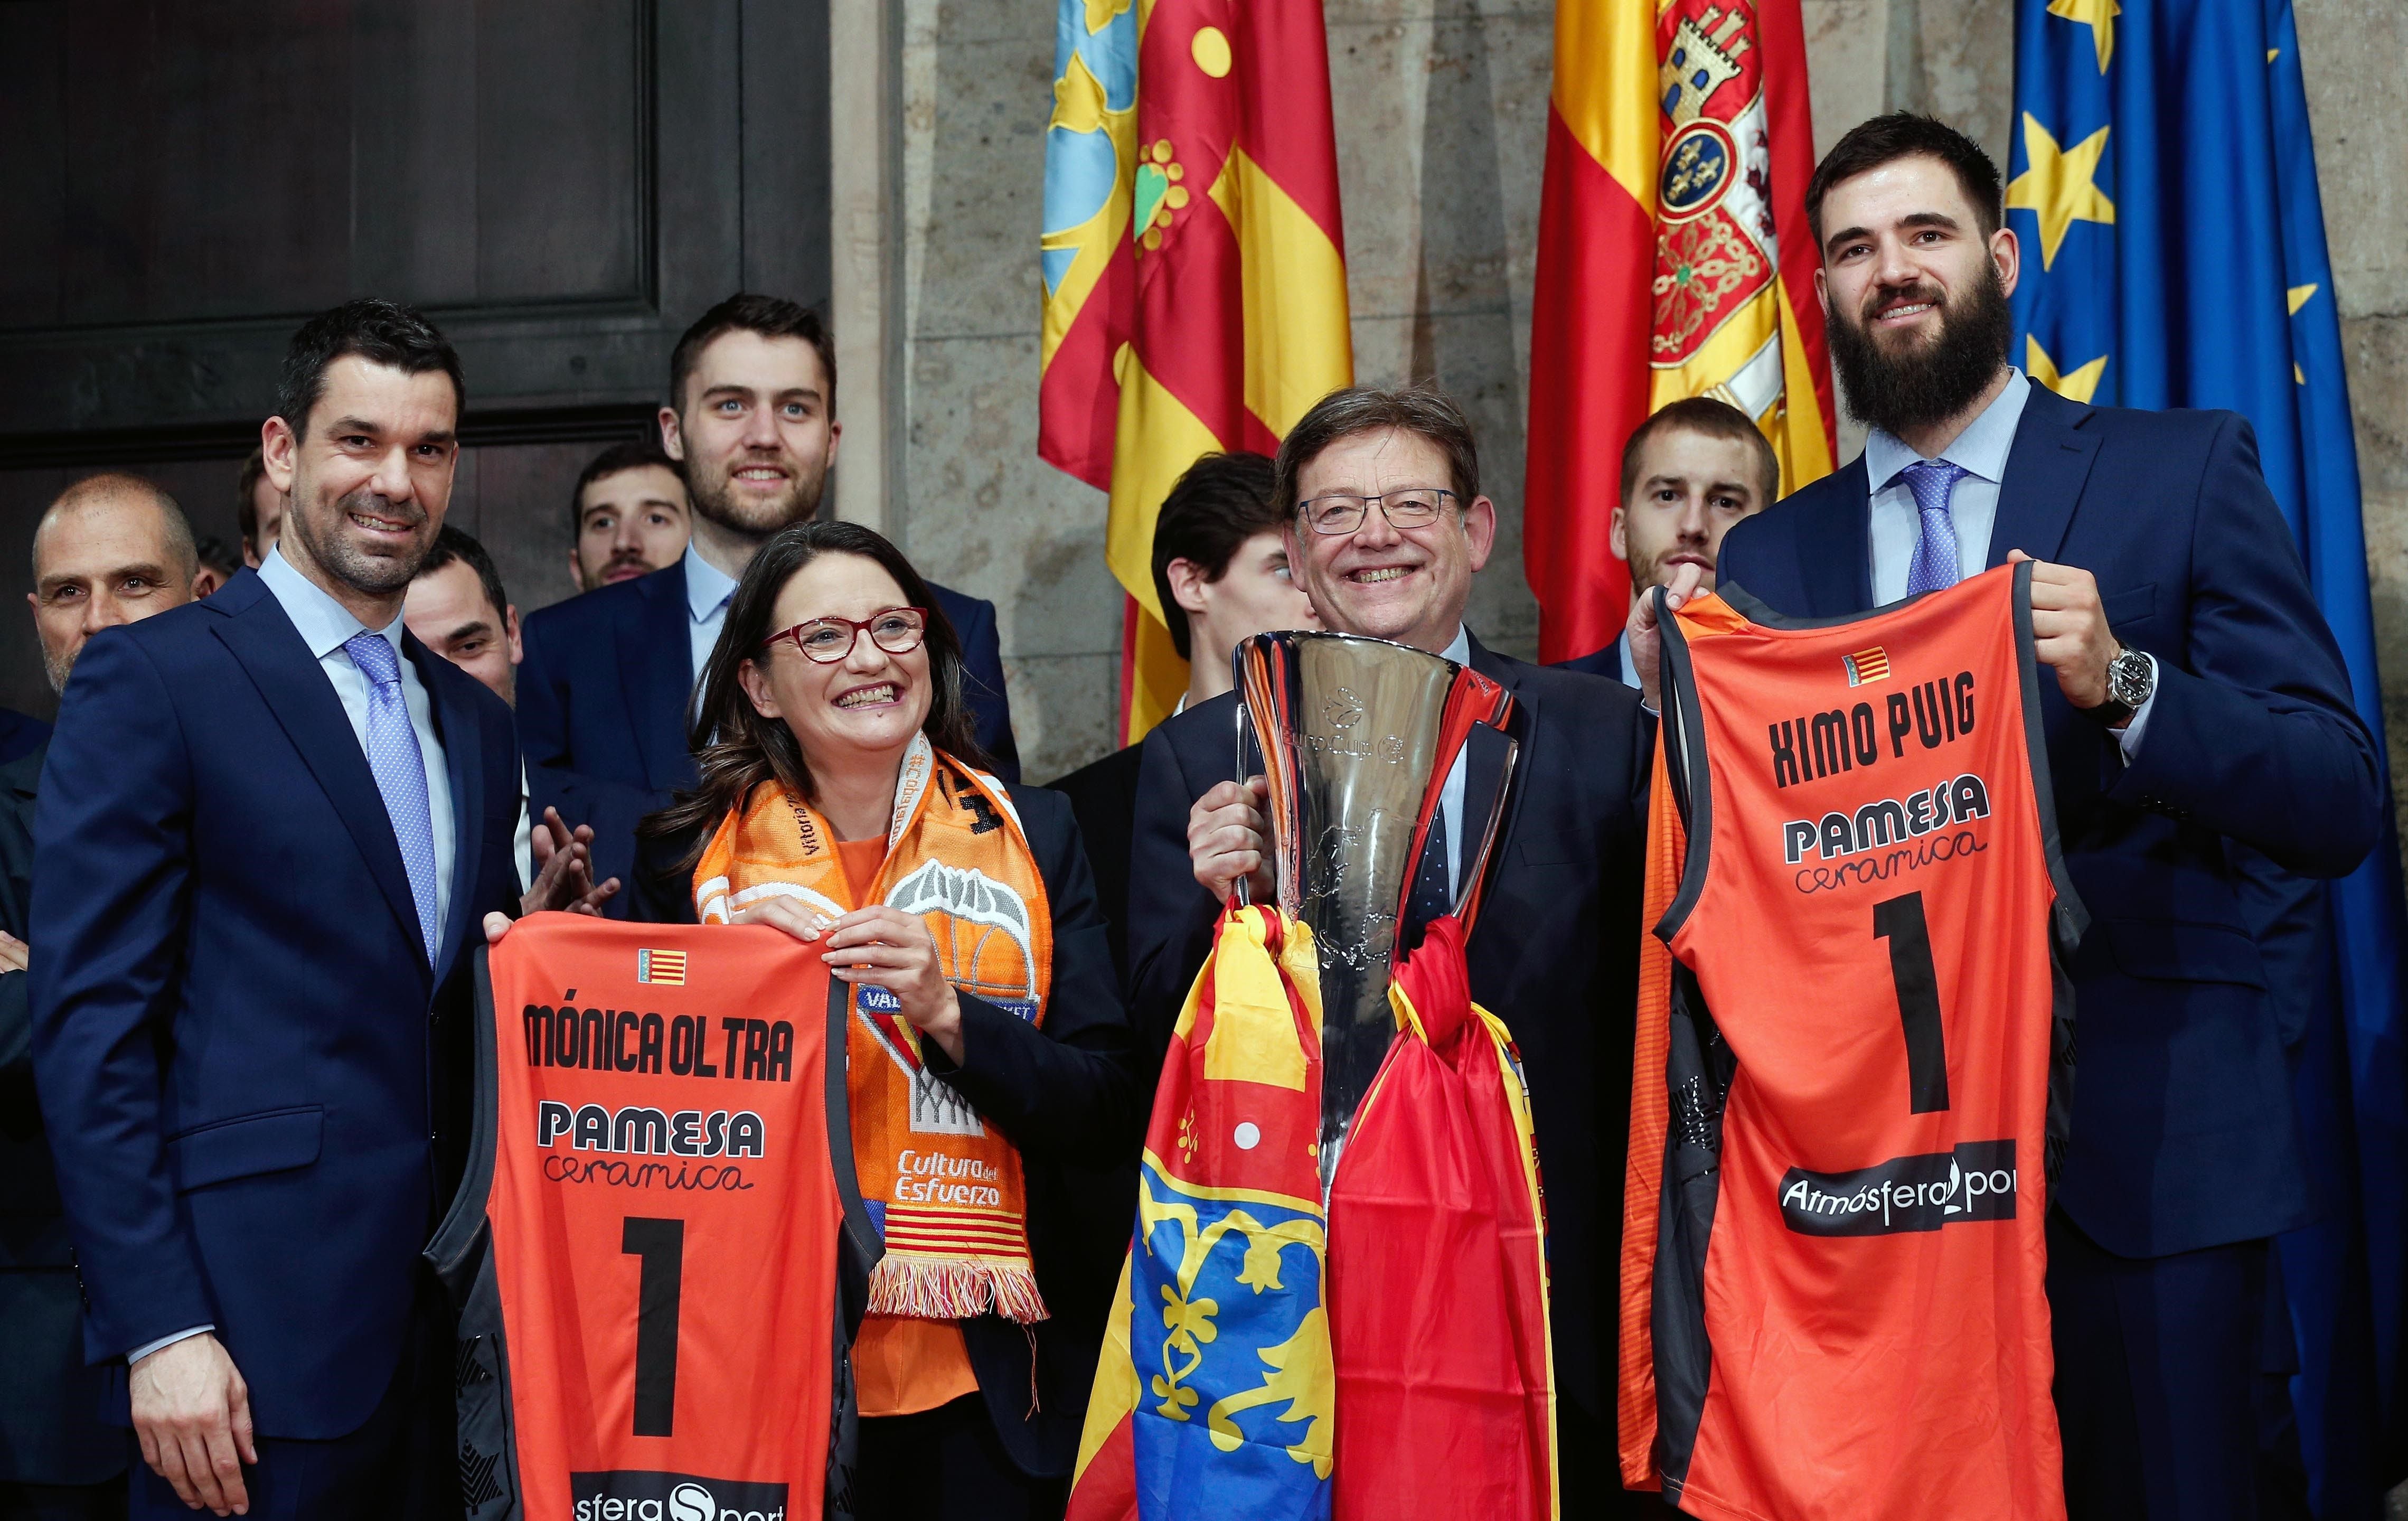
[1039,0,1353,743]
[2011,0,2408,1509]
[1522,0,1834,664]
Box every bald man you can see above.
[28,473,206,693]
[3,472,200,1520]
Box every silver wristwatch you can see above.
[2091,643,2154,727]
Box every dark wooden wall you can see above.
[0,0,829,719]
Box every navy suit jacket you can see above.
[1122,638,1650,1425]
[1716,383,2381,1256]
[1558,631,1633,687]
[27,570,524,1439]
[0,743,121,1485]
[528,763,655,920]
[516,559,1020,800]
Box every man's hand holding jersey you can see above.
[1633,551,2127,726]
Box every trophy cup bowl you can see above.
[1233,630,1516,1193]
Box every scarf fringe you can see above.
[868,1254,1050,1326]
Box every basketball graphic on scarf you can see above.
[889,858,1040,1018]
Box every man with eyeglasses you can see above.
[1121,385,1663,1515]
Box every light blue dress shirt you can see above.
[258,546,456,928]
[1863,371,2155,756]
[136,547,459,1366]
[685,542,740,687]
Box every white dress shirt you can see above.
[136,547,459,1367]
[1863,371,2156,757]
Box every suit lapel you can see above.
[1984,384,2099,569]
[1799,456,1876,614]
[212,584,428,973]
[623,561,698,791]
[412,636,486,988]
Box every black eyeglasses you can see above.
[1297,487,1458,536]
[761,606,928,663]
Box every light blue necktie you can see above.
[344,632,441,965]
[1901,459,1972,596]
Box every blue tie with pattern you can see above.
[1901,459,1972,596]
[344,632,441,965]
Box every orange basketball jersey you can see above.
[431,915,880,1521]
[1635,566,2084,1521]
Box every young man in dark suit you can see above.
[1050,450,1313,981]
[1557,397,1778,688]
[516,294,1020,812]
[31,302,609,1519]
[1632,114,2381,1519]
[2,472,209,1521]
[1123,386,1661,1514]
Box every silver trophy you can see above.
[1233,631,1519,1193]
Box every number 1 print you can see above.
[1873,891,1950,1113]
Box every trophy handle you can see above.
[1453,729,1518,928]
[1394,671,1518,941]
[1233,697,1252,907]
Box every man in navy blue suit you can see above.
[31,301,609,1518]
[518,294,1020,857]
[1632,115,2381,1519]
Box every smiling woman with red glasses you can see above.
[634,520,1140,1519]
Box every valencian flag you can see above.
[1067,904,1334,1520]
[1039,0,1353,743]
[2011,0,2408,1509]
[1522,0,1834,664]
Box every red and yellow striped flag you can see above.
[1523,0,1834,663]
[1039,0,1353,743]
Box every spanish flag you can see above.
[1523,0,1833,663]
[1039,0,1353,743]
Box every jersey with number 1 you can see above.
[1641,565,2084,1521]
[430,915,880,1521]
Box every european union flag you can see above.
[2011,0,2408,1510]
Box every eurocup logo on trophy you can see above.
[1232,630,1519,1190]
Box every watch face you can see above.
[2109,653,2150,707]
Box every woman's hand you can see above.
[812,905,965,1066]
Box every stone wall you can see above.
[890,0,2408,824]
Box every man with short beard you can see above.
[1557,396,1778,687]
[516,294,1020,815]
[1631,114,2379,1518]
[32,301,612,1519]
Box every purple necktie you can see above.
[1901,459,1971,596]
[344,632,441,965]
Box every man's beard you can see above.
[688,451,829,540]
[44,644,74,695]
[291,488,432,596]
[1625,540,1712,596]
[1828,263,2014,438]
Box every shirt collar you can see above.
[1440,625,1471,665]
[1864,368,2032,492]
[258,543,406,661]
[684,542,739,624]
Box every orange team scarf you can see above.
[694,733,1052,1324]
